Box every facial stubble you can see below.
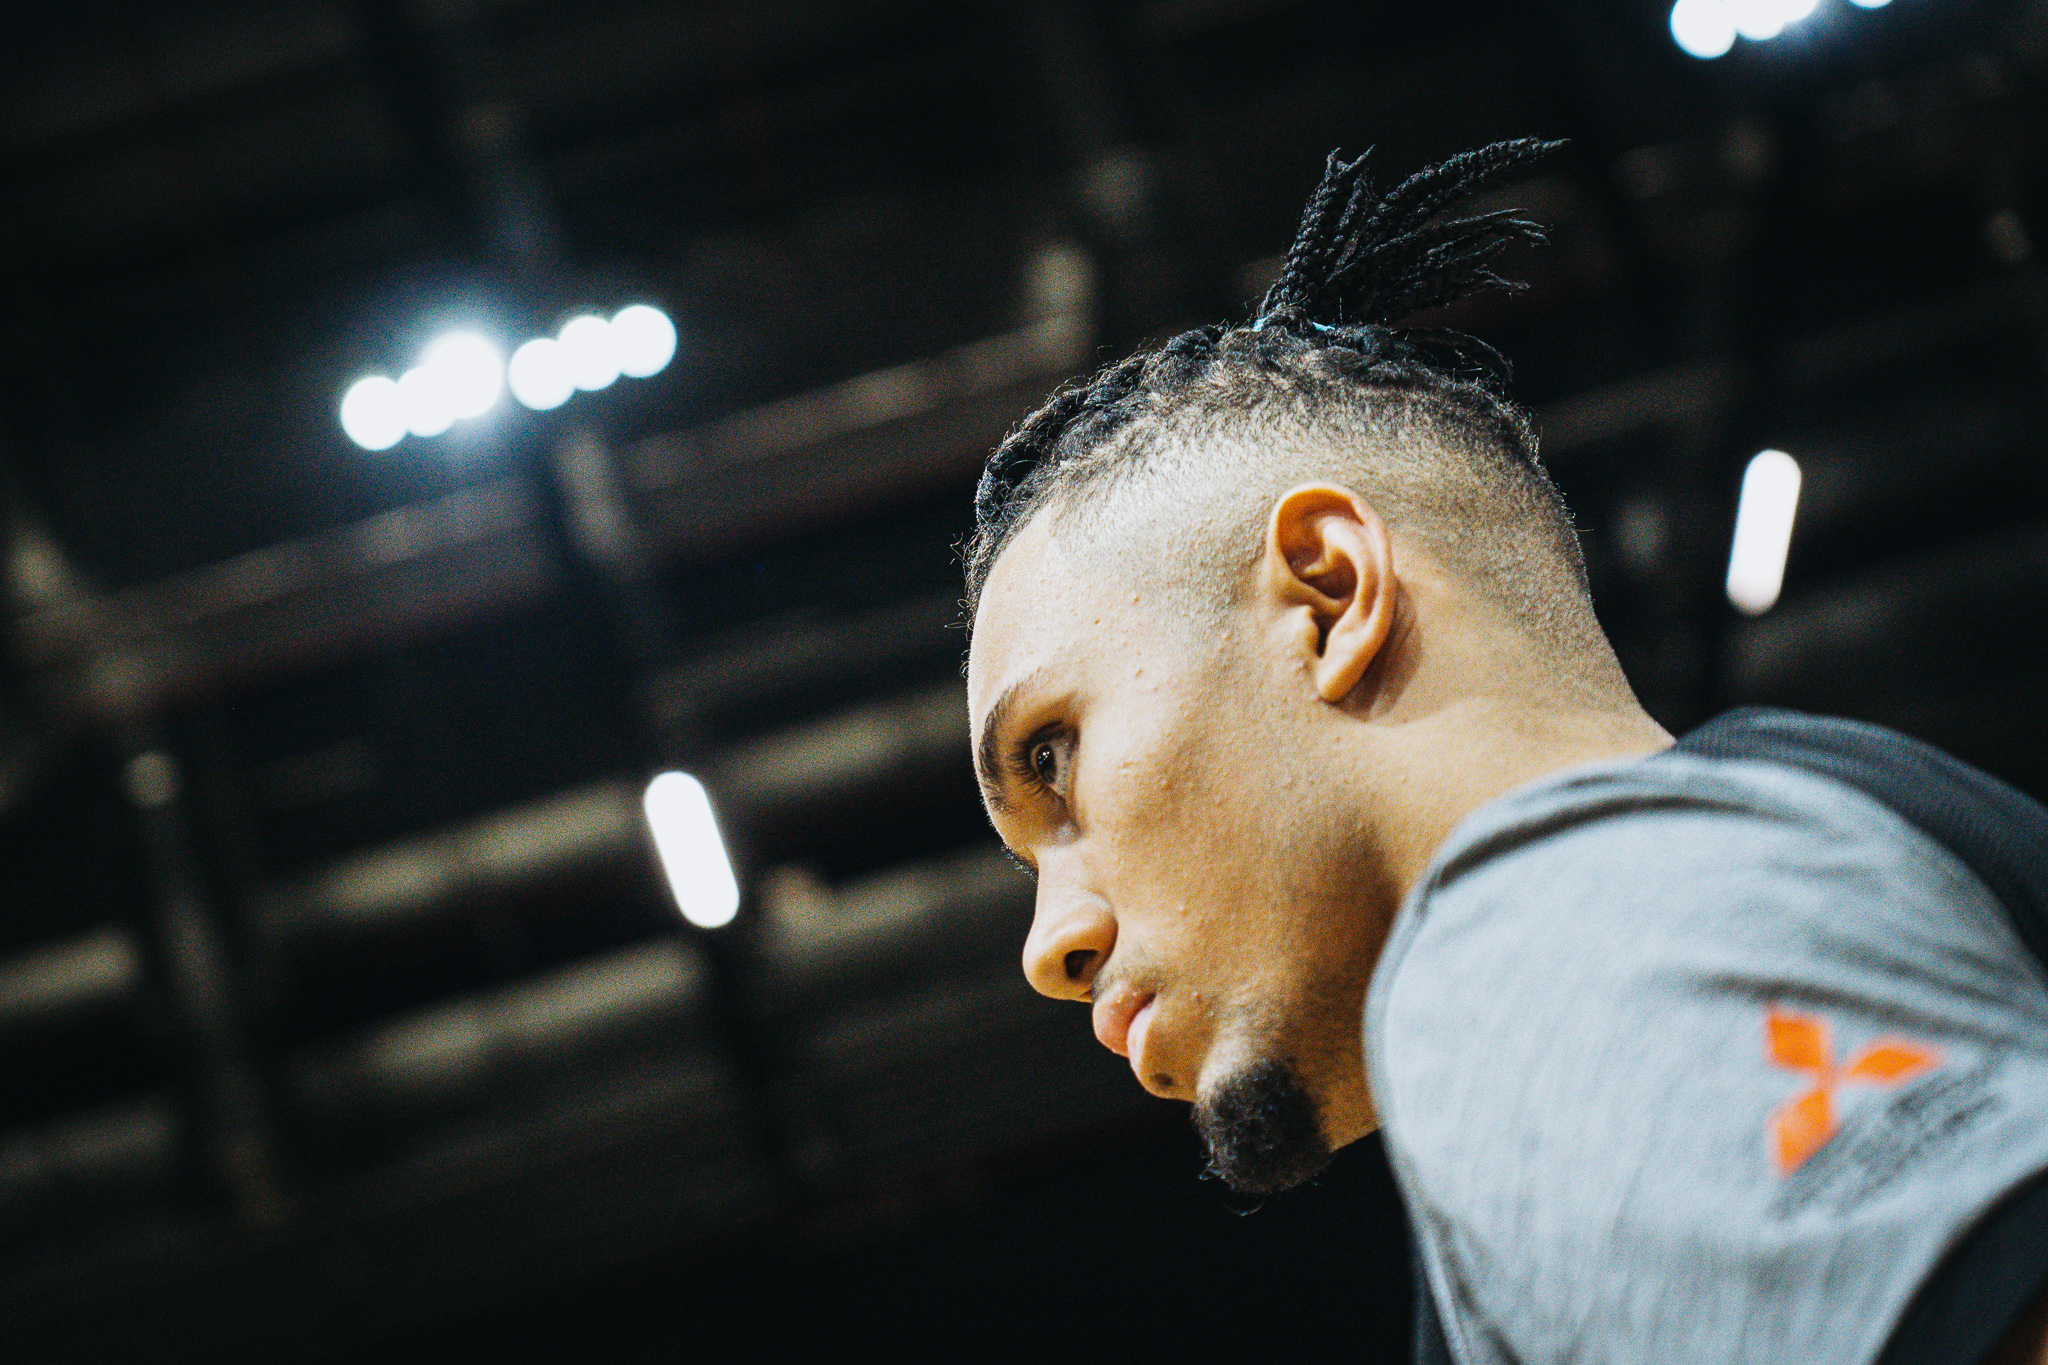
[1193,1056,1334,1196]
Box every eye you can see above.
[1012,727,1074,800]
[1031,740,1060,785]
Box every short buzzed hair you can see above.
[965,140,1617,687]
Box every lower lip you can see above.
[1126,998,1158,1081]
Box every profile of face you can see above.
[967,488,1404,1195]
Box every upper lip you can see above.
[1091,981,1153,1058]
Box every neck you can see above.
[1339,568,1674,900]
[1366,692,1673,904]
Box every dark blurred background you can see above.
[0,0,2043,1358]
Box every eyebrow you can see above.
[974,672,1040,814]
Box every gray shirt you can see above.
[1366,752,2048,1364]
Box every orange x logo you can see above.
[1765,1006,1942,1176]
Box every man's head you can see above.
[964,142,1661,1195]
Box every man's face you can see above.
[967,509,1384,1193]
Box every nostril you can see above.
[1063,948,1096,983]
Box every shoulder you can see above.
[1402,751,2018,986]
[1434,750,1982,902]
[1369,751,2048,1361]
[1369,750,2042,1136]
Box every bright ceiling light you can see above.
[340,376,407,451]
[1726,450,1802,615]
[1730,0,1788,40]
[1847,0,1890,7]
[341,300,674,442]
[558,314,621,392]
[507,338,574,411]
[1675,0,1849,55]
[396,366,454,437]
[1671,0,1737,58]
[644,772,741,930]
[418,331,504,420]
[610,304,677,379]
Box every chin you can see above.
[1192,1056,1335,1196]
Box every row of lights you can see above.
[339,304,678,452]
[1671,0,1893,59]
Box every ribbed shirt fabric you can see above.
[1367,754,2048,1364]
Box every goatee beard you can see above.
[1193,1057,1333,1196]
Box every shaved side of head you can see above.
[970,335,1632,708]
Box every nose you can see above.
[1021,883,1116,1002]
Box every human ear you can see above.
[1259,484,1398,704]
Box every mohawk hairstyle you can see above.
[964,138,1573,619]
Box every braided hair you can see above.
[965,138,1568,613]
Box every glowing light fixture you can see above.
[340,304,677,448]
[611,305,678,378]
[1671,0,1737,57]
[396,366,454,437]
[1729,0,1783,39]
[508,337,575,411]
[558,314,621,392]
[644,772,741,930]
[340,376,407,451]
[1674,0,1876,58]
[418,331,504,420]
[1725,449,1802,615]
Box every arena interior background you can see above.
[0,0,2043,1357]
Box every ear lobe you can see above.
[1262,485,1398,704]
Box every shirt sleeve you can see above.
[1368,756,2048,1365]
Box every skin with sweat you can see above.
[967,482,1673,1155]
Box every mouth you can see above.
[1091,981,1153,1060]
[1124,997,1159,1084]
[1091,984,1163,1087]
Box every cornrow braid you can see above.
[966,137,1566,613]
[972,350,1155,532]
